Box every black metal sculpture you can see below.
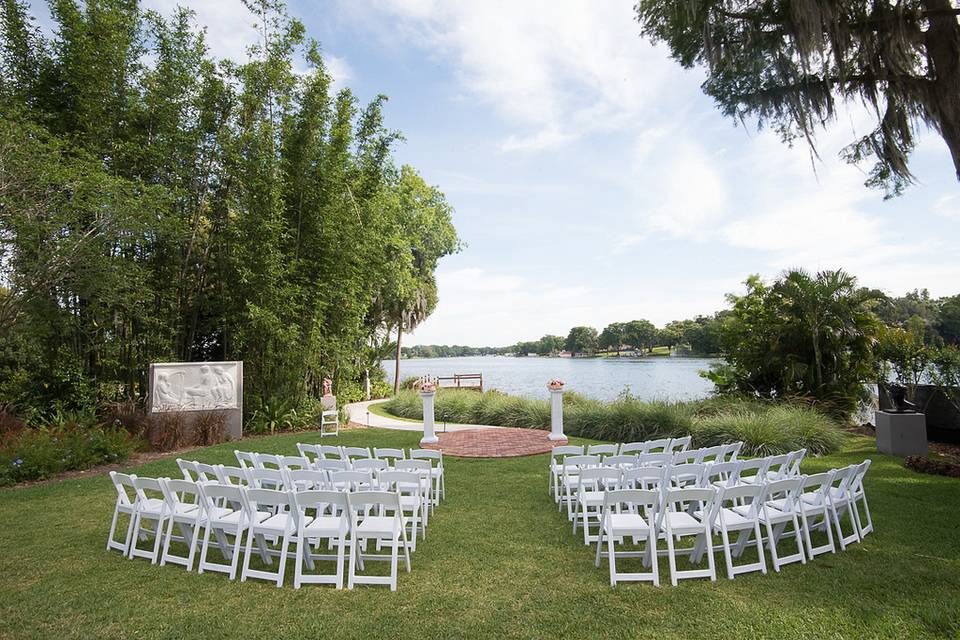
[888,384,918,413]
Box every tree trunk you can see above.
[393,319,403,395]
[923,0,960,181]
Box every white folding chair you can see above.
[797,471,837,559]
[316,458,350,482]
[548,445,583,499]
[279,455,310,473]
[849,459,874,538]
[703,483,767,579]
[379,470,427,551]
[749,477,806,571]
[216,464,248,486]
[672,449,704,465]
[660,487,718,585]
[737,457,773,485]
[246,468,286,491]
[128,476,170,563]
[197,483,251,580]
[194,462,219,482]
[762,453,793,481]
[621,466,667,493]
[644,438,672,453]
[603,454,639,470]
[665,463,707,489]
[718,442,743,462]
[667,436,692,453]
[319,445,344,460]
[574,467,622,545]
[256,453,283,471]
[559,455,600,521]
[341,446,372,464]
[618,442,647,455]
[825,464,861,549]
[158,478,204,570]
[292,490,350,589]
[697,445,725,464]
[395,458,434,521]
[410,449,445,503]
[234,450,259,470]
[176,458,199,481]
[638,452,673,467]
[373,447,406,467]
[107,471,138,554]
[705,461,741,490]
[347,491,411,591]
[285,469,328,492]
[595,489,660,587]
[587,444,619,456]
[296,442,322,467]
[329,470,376,492]
[240,488,298,586]
[320,408,339,437]
[353,458,389,474]
[784,448,807,476]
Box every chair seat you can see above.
[579,492,606,506]
[303,515,346,537]
[256,512,294,533]
[399,496,422,511]
[715,507,755,528]
[137,498,167,516]
[356,516,406,538]
[664,511,704,531]
[603,513,650,535]
[828,488,851,503]
[208,506,243,524]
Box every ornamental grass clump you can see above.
[693,404,843,456]
[565,397,694,442]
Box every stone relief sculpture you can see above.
[151,362,240,412]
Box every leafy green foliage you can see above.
[565,326,598,355]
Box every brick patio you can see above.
[423,427,566,458]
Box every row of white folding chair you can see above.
[107,473,421,590]
[580,460,873,586]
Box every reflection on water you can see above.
[382,355,719,401]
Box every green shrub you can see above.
[693,404,843,456]
[0,424,137,486]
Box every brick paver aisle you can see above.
[423,428,565,458]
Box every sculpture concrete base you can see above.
[875,411,927,457]
[548,433,568,441]
[419,436,439,445]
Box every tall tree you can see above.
[565,326,599,356]
[636,0,960,197]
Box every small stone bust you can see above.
[322,377,333,397]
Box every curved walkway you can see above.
[345,399,502,432]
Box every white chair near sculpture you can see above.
[750,477,806,572]
[379,470,427,551]
[796,471,837,559]
[667,435,692,453]
[825,464,861,549]
[573,467,622,545]
[548,445,584,499]
[292,490,351,589]
[410,449,445,504]
[196,483,252,581]
[158,478,205,570]
[240,488,299,587]
[107,471,139,554]
[849,459,874,538]
[701,483,767,579]
[594,489,661,587]
[347,491,411,591]
[320,408,339,437]
[128,476,170,564]
[659,487,719,586]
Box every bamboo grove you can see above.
[0,0,460,417]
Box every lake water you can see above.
[382,355,719,402]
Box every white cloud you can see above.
[934,194,960,220]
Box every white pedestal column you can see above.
[420,390,439,445]
[548,384,566,441]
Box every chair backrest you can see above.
[551,445,584,462]
[293,489,350,522]
[602,454,638,469]
[329,470,375,492]
[216,464,248,486]
[621,466,667,491]
[638,452,672,467]
[373,447,406,462]
[246,467,285,490]
[561,455,600,483]
[800,471,835,505]
[786,448,807,476]
[763,477,803,510]
[255,453,282,470]
[353,458,389,473]
[279,455,309,472]
[765,453,792,479]
[243,488,294,520]
[602,488,660,515]
[665,463,706,488]
[176,458,198,481]
[410,449,443,468]
[109,471,138,507]
[316,459,350,475]
[285,469,328,492]
[234,450,259,469]
[829,464,858,494]
[587,444,618,456]
[132,476,167,508]
[577,467,622,492]
[378,470,424,497]
[396,459,432,475]
[851,459,871,494]
[341,446,372,461]
[704,461,740,486]
[618,442,646,455]
[667,435,692,453]
[160,478,202,512]
[737,457,772,482]
[663,486,717,519]
[718,441,743,462]
[716,482,765,520]
[198,482,245,521]
[195,462,220,482]
[644,438,671,453]
[697,445,724,464]
[320,445,344,460]
[672,449,702,465]
[345,491,401,519]
[296,442,322,464]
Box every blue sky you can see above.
[29,1,960,346]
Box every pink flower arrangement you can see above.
[547,379,565,391]
[419,381,437,393]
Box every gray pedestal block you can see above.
[875,411,927,456]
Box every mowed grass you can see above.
[1,429,959,639]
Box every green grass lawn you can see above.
[365,400,423,423]
[1,429,959,639]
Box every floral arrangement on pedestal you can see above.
[547,379,565,391]
[419,381,437,393]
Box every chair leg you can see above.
[607,532,617,587]
[294,531,304,589]
[347,536,358,590]
[335,537,345,590]
[389,537,399,592]
[276,532,290,587]
[229,526,244,580]
[240,527,255,582]
[649,529,659,587]
[159,516,176,566]
[665,527,679,587]
[150,517,165,564]
[107,507,121,551]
